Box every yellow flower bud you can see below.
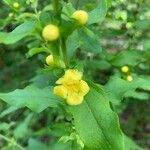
[72,10,88,25]
[42,24,60,41]
[8,13,14,17]
[126,22,133,29]
[121,66,129,73]
[13,2,19,8]
[126,75,133,82]
[46,54,54,65]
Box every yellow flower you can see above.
[13,2,19,8]
[54,69,90,105]
[121,65,129,73]
[42,24,60,41]
[46,54,54,65]
[72,10,88,25]
[126,75,133,82]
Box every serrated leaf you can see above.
[69,82,124,150]
[0,85,61,113]
[0,21,36,44]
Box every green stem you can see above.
[0,134,26,150]
[52,0,61,19]
[61,38,68,67]
[76,0,80,9]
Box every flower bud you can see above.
[126,75,133,82]
[46,54,54,65]
[42,24,60,42]
[13,2,19,8]
[72,10,88,25]
[121,66,129,73]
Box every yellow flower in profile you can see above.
[121,65,129,73]
[54,69,90,105]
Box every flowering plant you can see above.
[0,0,149,149]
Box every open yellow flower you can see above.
[54,69,90,105]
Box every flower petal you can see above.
[56,77,64,84]
[79,80,90,96]
[54,85,67,99]
[67,93,84,105]
[64,69,83,82]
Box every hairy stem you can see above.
[0,134,25,150]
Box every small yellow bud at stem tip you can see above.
[121,66,129,73]
[42,24,60,42]
[46,55,54,65]
[72,10,88,25]
[126,75,133,82]
[13,2,19,8]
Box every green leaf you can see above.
[0,122,12,131]
[124,135,143,150]
[51,141,73,150]
[27,139,48,150]
[134,19,150,30]
[14,114,33,139]
[69,82,124,150]
[39,11,54,26]
[110,50,143,67]
[88,0,108,25]
[66,30,80,59]
[0,106,18,118]
[0,85,61,113]
[105,76,150,105]
[143,40,150,51]
[26,47,50,58]
[78,27,102,53]
[0,21,36,44]
[62,3,76,20]
[124,90,149,100]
